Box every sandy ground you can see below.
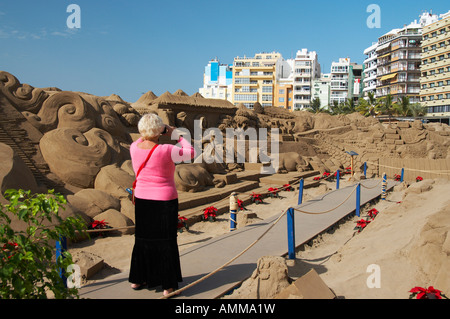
[69,178,450,299]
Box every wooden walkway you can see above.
[78,178,397,299]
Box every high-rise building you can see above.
[232,52,282,109]
[363,42,378,99]
[199,59,233,102]
[375,22,423,104]
[362,11,440,104]
[292,49,321,110]
[330,58,351,105]
[420,10,450,123]
[312,73,331,109]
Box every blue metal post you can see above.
[298,179,304,205]
[336,170,340,190]
[356,183,361,217]
[287,207,295,260]
[400,168,404,182]
[229,192,237,231]
[56,236,67,286]
[364,162,367,178]
[381,173,387,200]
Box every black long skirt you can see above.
[128,197,182,290]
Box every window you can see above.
[440,42,445,48]
[440,28,446,34]
[431,44,437,50]
[430,57,436,63]
[422,84,427,89]
[262,94,272,102]
[438,68,444,74]
[438,94,443,100]
[279,89,285,94]
[430,82,435,88]
[279,97,285,102]
[438,81,444,87]
[429,95,434,101]
[439,55,445,60]
[432,32,437,37]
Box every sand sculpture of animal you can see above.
[277,152,311,173]
[174,163,218,193]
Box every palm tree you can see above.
[366,92,379,117]
[410,102,428,117]
[377,94,396,123]
[343,98,356,114]
[356,98,370,116]
[393,96,411,117]
[307,97,324,114]
[329,100,341,115]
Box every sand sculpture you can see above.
[1,71,450,234]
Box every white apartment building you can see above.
[292,49,321,110]
[330,58,351,104]
[312,73,331,109]
[363,42,378,99]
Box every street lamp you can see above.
[346,151,359,178]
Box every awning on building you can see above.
[376,42,391,52]
[380,73,398,81]
[377,52,391,59]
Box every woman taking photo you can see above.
[128,113,195,297]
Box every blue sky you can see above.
[0,1,449,103]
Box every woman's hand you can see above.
[162,125,180,139]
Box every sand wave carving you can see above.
[22,91,95,134]
[40,127,128,188]
[0,71,48,113]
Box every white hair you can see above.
[138,113,165,139]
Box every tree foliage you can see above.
[0,189,87,299]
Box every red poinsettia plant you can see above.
[88,219,111,237]
[313,176,321,181]
[345,167,352,174]
[268,187,279,198]
[416,176,423,182]
[89,219,108,230]
[354,219,370,233]
[322,172,331,179]
[367,208,378,219]
[177,215,188,232]
[283,184,293,192]
[237,199,247,211]
[409,286,448,299]
[251,193,263,204]
[394,174,401,181]
[2,242,19,260]
[202,206,217,222]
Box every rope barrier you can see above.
[293,185,358,215]
[360,179,382,190]
[365,160,450,175]
[160,207,289,299]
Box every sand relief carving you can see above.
[2,71,450,238]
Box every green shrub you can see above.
[0,189,86,299]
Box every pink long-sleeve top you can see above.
[130,137,195,201]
